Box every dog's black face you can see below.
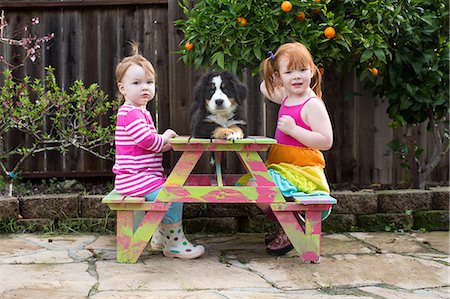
[190,71,248,140]
[204,73,242,115]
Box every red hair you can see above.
[261,42,322,98]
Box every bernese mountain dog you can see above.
[189,71,248,140]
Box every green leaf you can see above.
[360,50,373,63]
[411,62,423,75]
[217,52,225,69]
[253,46,262,60]
[374,49,387,64]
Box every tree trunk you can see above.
[405,125,420,188]
[6,178,13,196]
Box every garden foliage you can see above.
[0,12,120,194]
[176,0,449,188]
[0,67,120,189]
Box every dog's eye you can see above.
[210,83,215,91]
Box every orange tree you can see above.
[176,0,449,188]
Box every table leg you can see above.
[165,151,203,185]
[236,151,275,186]
[116,207,169,263]
[271,208,322,263]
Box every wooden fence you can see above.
[1,0,448,186]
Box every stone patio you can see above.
[0,231,449,298]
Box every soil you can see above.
[4,178,112,197]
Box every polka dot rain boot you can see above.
[149,224,163,251]
[160,221,205,259]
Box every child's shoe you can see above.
[149,225,163,251]
[159,221,205,259]
[266,227,294,256]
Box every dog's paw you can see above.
[212,127,244,140]
[226,131,244,140]
[212,127,234,139]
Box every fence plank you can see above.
[0,0,168,8]
[167,0,197,171]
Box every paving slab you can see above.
[1,263,96,298]
[93,289,369,299]
[349,232,431,253]
[96,257,271,292]
[0,235,43,258]
[0,232,448,298]
[242,253,448,290]
[409,231,450,254]
[359,286,450,299]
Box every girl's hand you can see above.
[162,143,173,152]
[162,129,178,143]
[272,73,283,88]
[277,115,296,135]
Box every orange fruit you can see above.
[185,42,194,51]
[312,0,321,14]
[324,26,336,39]
[237,17,247,27]
[281,1,293,12]
[295,11,305,21]
[369,67,379,76]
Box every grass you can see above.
[0,212,115,235]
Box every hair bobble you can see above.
[267,51,275,61]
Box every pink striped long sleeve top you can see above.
[113,104,166,196]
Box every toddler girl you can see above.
[113,42,204,259]
[247,42,333,256]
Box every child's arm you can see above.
[277,100,333,151]
[124,110,176,153]
[260,81,286,105]
[161,129,178,152]
[161,143,172,152]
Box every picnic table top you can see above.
[169,136,277,145]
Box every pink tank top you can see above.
[275,97,316,147]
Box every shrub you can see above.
[0,67,120,195]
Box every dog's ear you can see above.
[231,73,248,104]
[192,73,212,108]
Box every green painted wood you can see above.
[271,202,333,211]
[106,202,171,211]
[169,136,276,151]
[169,136,276,144]
[248,136,277,144]
[164,151,203,186]
[214,152,223,187]
[102,190,125,202]
[116,210,167,263]
[157,186,285,203]
[102,190,145,204]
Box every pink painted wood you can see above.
[103,136,336,263]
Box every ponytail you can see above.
[311,64,322,99]
[261,57,277,98]
[129,41,140,56]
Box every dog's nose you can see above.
[215,99,224,107]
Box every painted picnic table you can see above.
[103,136,335,263]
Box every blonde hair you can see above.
[115,41,156,99]
[261,42,322,98]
